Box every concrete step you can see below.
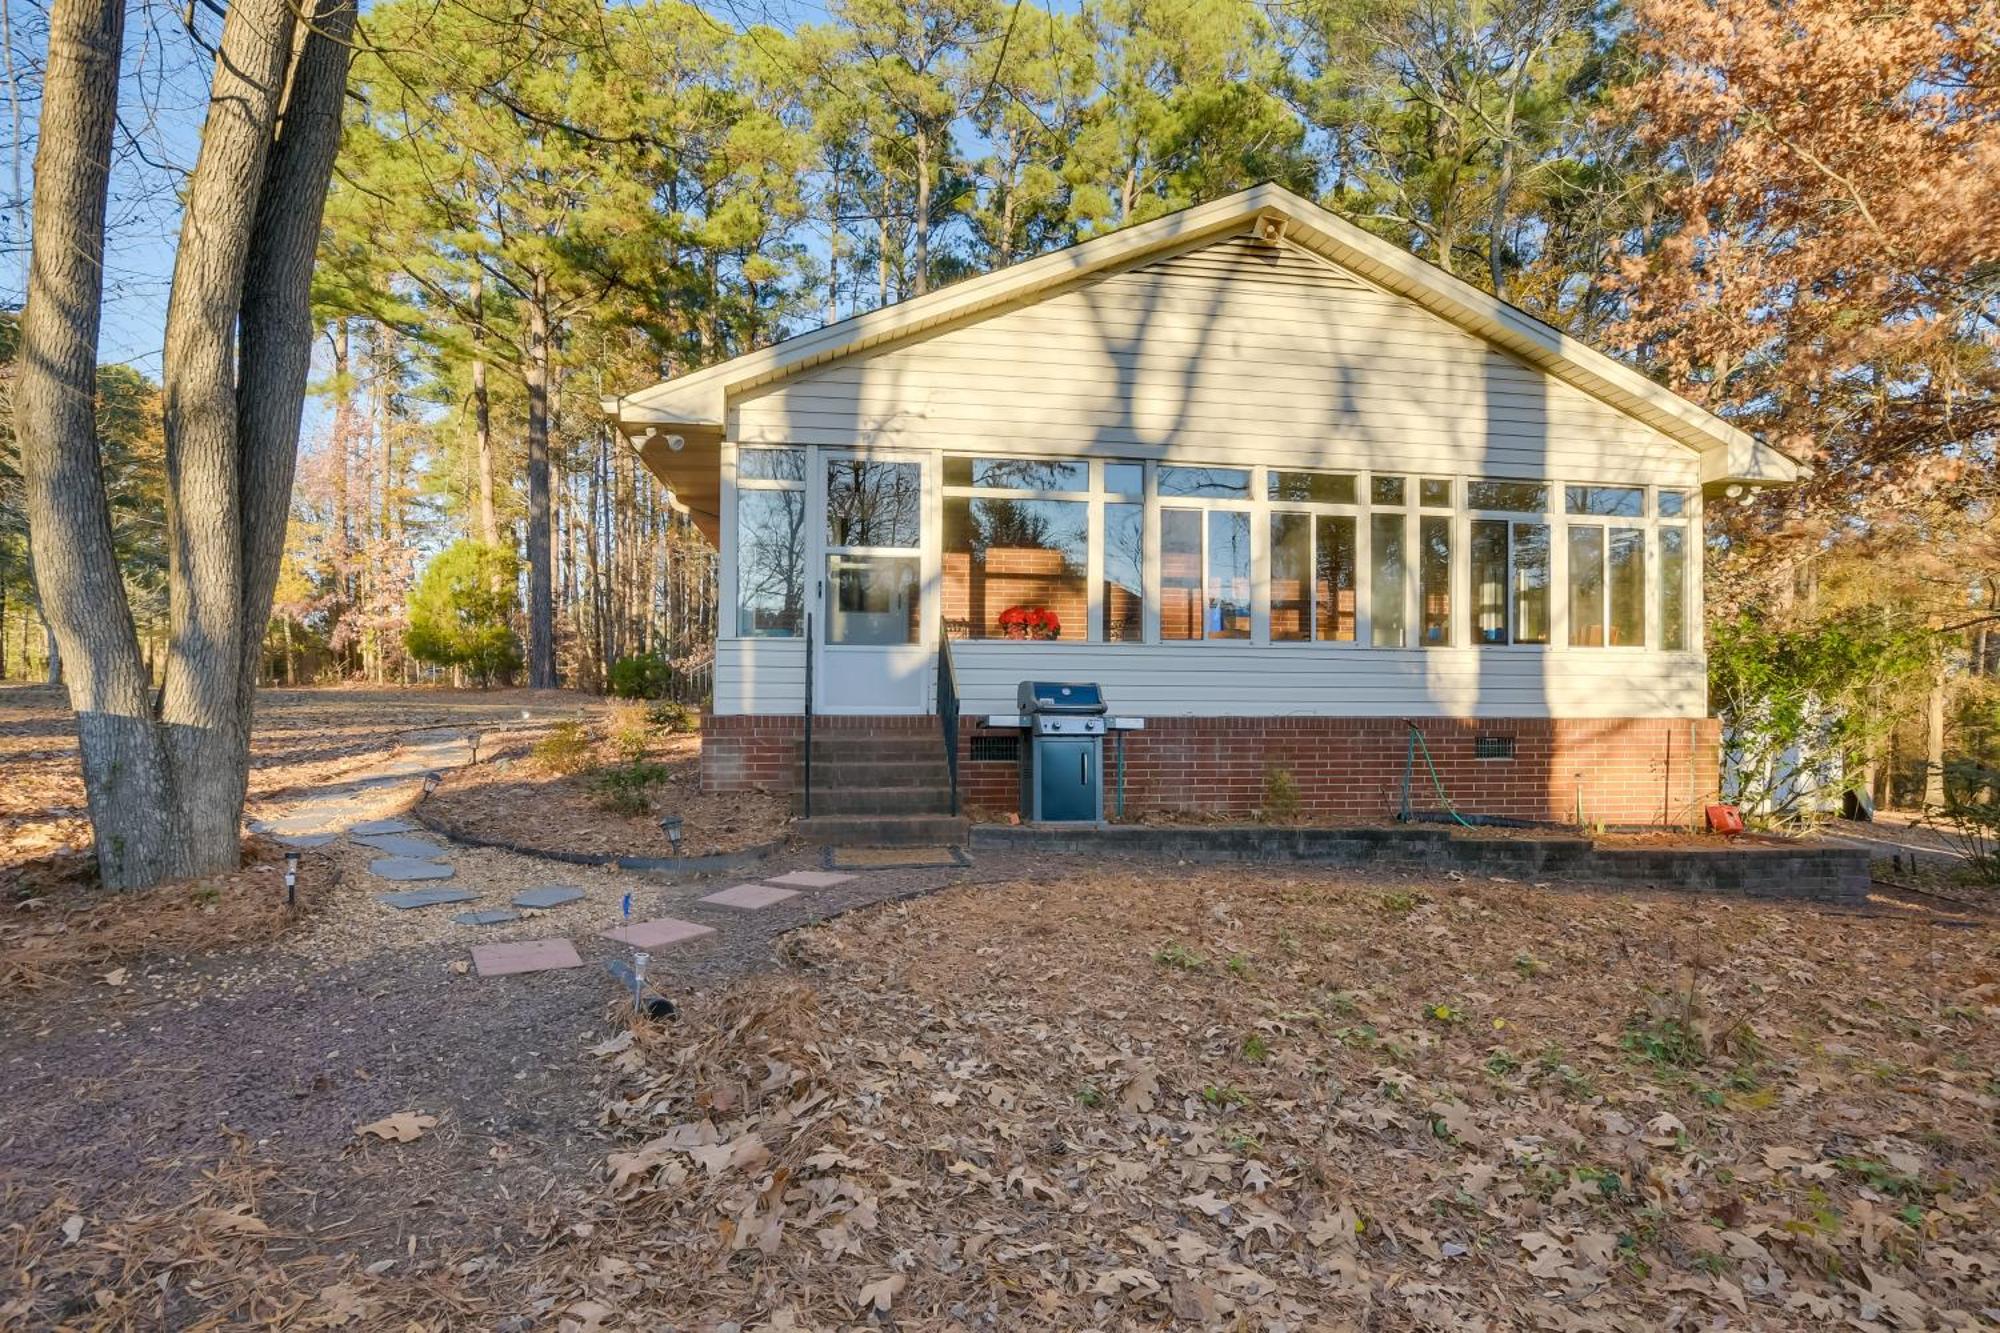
[799,787,956,816]
[795,814,971,847]
[805,759,951,789]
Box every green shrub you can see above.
[403,540,521,684]
[1931,759,2000,886]
[1262,767,1303,824]
[608,653,675,700]
[646,700,698,733]
[533,720,594,775]
[606,701,654,764]
[591,761,670,816]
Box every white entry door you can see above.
[817,452,930,713]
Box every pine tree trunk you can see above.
[471,271,497,545]
[1924,667,1948,808]
[524,271,555,688]
[913,126,931,297]
[16,0,183,888]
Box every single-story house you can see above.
[605,182,1799,836]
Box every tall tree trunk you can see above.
[471,271,497,544]
[913,125,931,297]
[330,319,353,594]
[524,270,555,688]
[1923,666,1948,808]
[16,0,181,887]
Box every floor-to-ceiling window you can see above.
[734,447,806,636]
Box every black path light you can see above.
[283,849,300,907]
[421,771,443,800]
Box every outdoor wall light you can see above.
[283,850,300,907]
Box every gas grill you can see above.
[1017,681,1108,823]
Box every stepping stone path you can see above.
[765,870,857,889]
[514,885,586,910]
[473,938,582,977]
[700,883,800,910]
[601,917,715,948]
[453,909,521,926]
[371,857,456,882]
[355,832,449,859]
[350,818,419,835]
[378,887,478,910]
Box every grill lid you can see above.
[1016,681,1107,714]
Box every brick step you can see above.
[798,787,955,816]
[804,759,951,789]
[795,814,970,847]
[807,736,946,762]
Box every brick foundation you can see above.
[703,712,1721,828]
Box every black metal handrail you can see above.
[937,632,961,816]
[802,612,814,819]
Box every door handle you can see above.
[1081,750,1089,786]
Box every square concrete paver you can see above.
[378,887,477,909]
[453,909,521,926]
[371,857,456,882]
[355,832,448,858]
[514,885,586,910]
[765,870,857,889]
[350,818,419,835]
[600,917,715,948]
[472,938,583,977]
[700,883,801,910]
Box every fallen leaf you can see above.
[357,1112,437,1143]
[60,1215,84,1245]
[101,968,127,987]
[857,1273,906,1313]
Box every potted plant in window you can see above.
[998,606,1062,640]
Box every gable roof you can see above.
[607,182,1798,527]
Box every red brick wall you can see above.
[703,711,1721,828]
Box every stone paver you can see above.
[273,833,337,849]
[452,909,521,926]
[699,883,801,910]
[472,938,583,977]
[600,917,715,948]
[513,885,586,910]
[371,857,457,882]
[354,832,449,858]
[349,818,419,835]
[765,870,857,889]
[378,887,478,910]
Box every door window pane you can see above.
[1102,463,1145,498]
[1660,526,1688,651]
[1158,466,1249,498]
[1104,503,1144,641]
[738,447,805,482]
[1566,485,1644,517]
[944,457,1089,492]
[1568,526,1605,646]
[1269,470,1357,505]
[1608,527,1646,646]
[826,554,918,645]
[1468,479,1548,512]
[736,489,805,637]
[826,459,920,547]
[1371,475,1406,506]
[1471,520,1508,644]
[1161,509,1202,641]
[1513,522,1551,645]
[1207,512,1251,639]
[1419,515,1451,645]
[1420,478,1452,508]
[1371,513,1406,647]
[1270,513,1311,641]
[942,498,1087,640]
[1315,515,1358,641]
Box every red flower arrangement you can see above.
[997,605,1061,640]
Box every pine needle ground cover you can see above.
[564,872,1997,1330]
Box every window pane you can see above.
[1471,519,1508,644]
[736,489,805,637]
[1105,503,1144,642]
[1161,509,1202,641]
[826,459,920,547]
[1568,526,1605,646]
[1609,526,1646,646]
[738,447,805,483]
[1371,475,1406,506]
[1513,522,1550,645]
[1660,525,1688,651]
[1158,466,1249,498]
[826,553,918,645]
[1370,513,1406,647]
[1270,513,1311,641]
[1269,470,1357,505]
[1468,479,1548,512]
[1566,484,1644,517]
[1419,515,1451,646]
[1420,478,1452,508]
[1103,462,1145,498]
[1207,512,1251,639]
[1658,489,1689,518]
[942,498,1087,640]
[944,457,1088,492]
[1315,515,1357,642]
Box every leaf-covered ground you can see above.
[549,870,1997,1330]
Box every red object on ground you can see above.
[1705,803,1746,835]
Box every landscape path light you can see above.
[283,850,300,908]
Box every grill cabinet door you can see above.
[1036,738,1097,822]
